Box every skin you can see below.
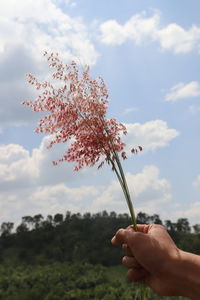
[111,224,200,299]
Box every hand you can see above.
[111,224,200,299]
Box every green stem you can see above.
[113,151,137,231]
[77,111,137,229]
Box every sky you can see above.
[0,0,200,226]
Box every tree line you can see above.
[0,211,200,266]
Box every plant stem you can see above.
[113,151,137,231]
[78,111,137,230]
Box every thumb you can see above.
[112,228,149,249]
[111,228,136,245]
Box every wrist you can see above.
[168,250,200,299]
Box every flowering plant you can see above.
[22,52,142,231]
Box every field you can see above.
[0,211,197,299]
[0,263,188,300]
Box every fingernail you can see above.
[111,236,115,243]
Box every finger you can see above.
[112,228,135,245]
[112,227,143,245]
[122,244,133,256]
[122,256,141,268]
[127,267,148,282]
[112,227,149,251]
[111,228,126,245]
[126,224,150,234]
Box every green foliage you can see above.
[0,263,187,300]
[0,211,198,299]
[0,211,199,267]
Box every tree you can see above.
[109,211,117,218]
[16,223,29,233]
[165,220,176,232]
[33,214,44,229]
[102,210,109,218]
[47,215,53,224]
[136,212,150,224]
[22,216,34,230]
[0,222,14,236]
[65,211,71,222]
[176,218,191,233]
[149,214,163,225]
[42,215,54,230]
[193,224,200,234]
[83,212,91,219]
[53,214,63,225]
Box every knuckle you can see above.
[156,224,166,231]
[122,256,127,264]
[115,228,125,239]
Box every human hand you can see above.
[111,224,183,296]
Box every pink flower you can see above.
[22,52,142,230]
[22,52,128,171]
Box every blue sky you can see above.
[0,0,200,226]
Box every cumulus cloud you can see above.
[0,118,180,223]
[53,0,77,8]
[0,0,99,126]
[157,24,200,54]
[122,107,138,115]
[99,11,200,54]
[0,0,98,64]
[124,120,179,153]
[192,175,200,188]
[0,183,100,225]
[0,137,101,223]
[0,120,179,191]
[1,139,198,225]
[164,81,200,102]
[0,144,39,189]
[171,201,200,225]
[91,165,172,217]
[0,136,94,192]
[100,12,159,46]
[0,162,172,224]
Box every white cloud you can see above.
[189,105,200,113]
[0,144,38,186]
[0,2,93,61]
[192,175,200,188]
[91,165,172,217]
[99,11,200,54]
[0,138,101,223]
[0,118,179,223]
[52,0,77,8]
[0,0,99,126]
[124,120,179,153]
[171,201,200,225]
[30,184,99,211]
[157,24,200,54]
[1,139,198,225]
[0,136,94,191]
[1,162,173,224]
[122,107,138,115]
[0,120,179,190]
[100,12,159,46]
[0,119,178,189]
[164,81,200,102]
[0,183,100,225]
[100,20,128,45]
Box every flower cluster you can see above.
[22,52,142,230]
[22,52,142,171]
